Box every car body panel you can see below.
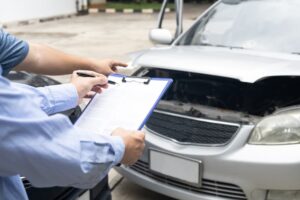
[117,126,300,200]
[133,46,300,83]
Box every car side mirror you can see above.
[149,28,173,45]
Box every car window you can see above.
[178,0,300,54]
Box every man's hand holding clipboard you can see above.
[112,128,145,165]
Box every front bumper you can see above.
[116,125,300,200]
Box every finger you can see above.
[89,75,108,86]
[136,131,145,140]
[112,61,128,68]
[111,66,117,72]
[92,86,103,93]
[84,91,96,98]
[72,70,80,77]
[100,84,108,89]
[128,160,137,166]
[94,83,108,89]
[75,71,108,86]
[76,70,103,77]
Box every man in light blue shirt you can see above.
[0,29,145,200]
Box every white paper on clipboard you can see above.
[74,74,172,135]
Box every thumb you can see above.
[89,75,108,86]
[112,61,128,68]
[84,91,96,98]
[136,131,145,140]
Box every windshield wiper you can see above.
[200,43,244,50]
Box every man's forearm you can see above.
[14,43,96,75]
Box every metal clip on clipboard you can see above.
[121,76,151,85]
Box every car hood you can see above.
[133,46,300,83]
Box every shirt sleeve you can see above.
[0,77,125,189]
[0,29,29,76]
[12,82,79,115]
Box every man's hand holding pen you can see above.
[71,70,109,103]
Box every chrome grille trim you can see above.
[145,110,240,146]
[153,110,240,127]
[130,160,247,200]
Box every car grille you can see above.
[145,110,240,145]
[130,160,247,200]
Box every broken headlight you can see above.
[249,110,300,145]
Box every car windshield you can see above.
[178,0,300,54]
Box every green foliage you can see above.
[105,2,175,10]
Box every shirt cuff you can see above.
[46,83,79,113]
[110,136,125,165]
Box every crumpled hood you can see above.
[133,46,300,83]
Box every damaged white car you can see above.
[116,0,300,200]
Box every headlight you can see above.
[249,110,300,145]
[267,190,300,200]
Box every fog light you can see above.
[267,190,300,200]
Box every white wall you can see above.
[0,0,77,24]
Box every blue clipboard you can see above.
[75,74,173,133]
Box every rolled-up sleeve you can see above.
[37,83,79,114]
[12,82,79,115]
[0,77,125,189]
[0,29,29,76]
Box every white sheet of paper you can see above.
[75,75,171,135]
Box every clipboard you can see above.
[74,74,173,135]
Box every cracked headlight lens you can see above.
[249,110,300,145]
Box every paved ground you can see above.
[111,177,175,200]
[5,3,210,200]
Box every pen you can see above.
[76,72,116,85]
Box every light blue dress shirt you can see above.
[0,29,125,200]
